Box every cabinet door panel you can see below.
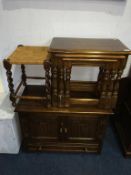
[20,112,59,140]
[68,118,97,141]
[29,119,58,139]
[65,116,105,143]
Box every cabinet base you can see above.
[19,111,108,154]
[22,141,101,153]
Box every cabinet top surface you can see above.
[7,46,48,65]
[49,37,130,54]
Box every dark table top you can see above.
[49,37,130,55]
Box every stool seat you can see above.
[7,46,48,65]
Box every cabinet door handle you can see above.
[84,147,88,152]
[60,127,63,133]
[64,128,68,133]
[39,146,42,151]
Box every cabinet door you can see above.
[19,112,59,141]
[64,116,106,143]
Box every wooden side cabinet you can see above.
[19,111,108,153]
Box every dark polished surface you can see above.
[49,37,130,54]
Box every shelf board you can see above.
[15,85,113,115]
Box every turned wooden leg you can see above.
[21,64,27,86]
[44,60,51,107]
[112,69,123,108]
[103,68,117,109]
[97,67,104,95]
[51,63,58,107]
[107,69,117,108]
[64,63,72,107]
[58,64,64,107]
[3,59,16,107]
[99,68,110,108]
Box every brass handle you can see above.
[84,147,88,152]
[60,127,63,133]
[64,128,68,133]
[39,146,42,151]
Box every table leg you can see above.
[21,64,27,86]
[58,63,64,107]
[64,62,71,107]
[3,59,16,107]
[44,60,51,107]
[51,62,58,107]
[112,69,123,108]
[99,68,110,108]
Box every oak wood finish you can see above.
[15,80,23,96]
[15,84,111,153]
[49,38,130,109]
[19,111,107,153]
[44,59,51,107]
[21,64,27,86]
[49,38,130,54]
[3,59,16,106]
[15,85,113,115]
[3,38,131,153]
[16,85,109,153]
[7,46,48,65]
[3,46,49,106]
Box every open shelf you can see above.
[23,85,46,97]
[17,85,46,106]
[16,85,112,115]
[70,81,99,106]
[70,91,99,106]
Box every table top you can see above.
[49,37,131,55]
[7,46,48,65]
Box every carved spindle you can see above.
[113,69,123,98]
[97,67,104,94]
[109,69,116,94]
[3,59,16,107]
[64,63,71,107]
[108,69,116,96]
[99,68,110,108]
[21,64,27,86]
[58,64,64,107]
[100,69,109,98]
[103,68,116,108]
[51,63,58,107]
[44,60,51,107]
[111,69,123,108]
